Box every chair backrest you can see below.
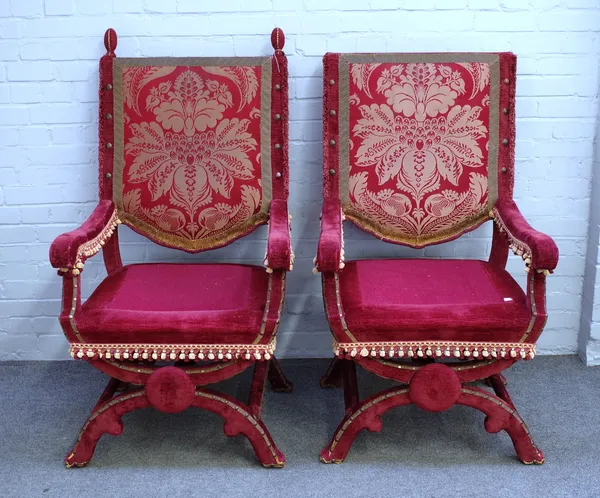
[98,28,288,252]
[323,52,517,248]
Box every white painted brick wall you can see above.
[579,84,600,365]
[1,1,599,360]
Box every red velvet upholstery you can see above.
[338,259,530,343]
[316,199,343,272]
[146,367,196,413]
[50,31,291,356]
[50,29,291,469]
[493,198,558,271]
[409,363,462,413]
[318,52,556,466]
[317,51,557,355]
[266,199,293,270]
[49,200,116,269]
[77,263,270,344]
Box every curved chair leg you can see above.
[321,382,543,465]
[194,388,285,468]
[320,357,344,388]
[485,372,508,388]
[458,386,544,464]
[65,389,149,468]
[320,387,411,464]
[343,360,359,413]
[66,388,285,468]
[486,373,515,408]
[268,356,293,393]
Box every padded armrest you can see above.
[265,199,293,271]
[492,199,558,271]
[49,200,119,270]
[315,198,344,273]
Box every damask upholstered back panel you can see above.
[100,51,281,252]
[323,53,517,248]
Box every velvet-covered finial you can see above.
[104,28,118,55]
[271,27,285,51]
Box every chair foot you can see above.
[320,386,412,464]
[65,388,149,468]
[196,388,286,468]
[319,357,344,388]
[458,386,544,465]
[319,453,345,464]
[268,356,293,393]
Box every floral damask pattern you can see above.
[118,64,263,243]
[348,62,491,241]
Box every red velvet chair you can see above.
[49,28,293,468]
[316,53,559,464]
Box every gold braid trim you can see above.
[339,211,345,269]
[69,338,276,362]
[490,208,551,276]
[288,214,295,270]
[334,339,536,361]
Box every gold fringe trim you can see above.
[59,208,120,276]
[334,340,536,361]
[77,208,120,266]
[490,209,551,276]
[69,338,276,362]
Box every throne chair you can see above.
[315,52,559,464]
[49,28,293,468]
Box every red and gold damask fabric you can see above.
[112,58,272,252]
[329,54,501,247]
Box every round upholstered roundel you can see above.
[409,363,461,413]
[146,367,195,413]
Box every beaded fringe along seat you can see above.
[49,28,293,468]
[316,52,559,464]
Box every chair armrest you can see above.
[49,200,120,273]
[264,199,293,272]
[492,199,558,272]
[315,198,344,273]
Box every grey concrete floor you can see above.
[0,356,599,498]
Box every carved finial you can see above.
[271,27,285,51]
[104,28,118,56]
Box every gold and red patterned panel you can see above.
[110,58,273,252]
[324,53,516,248]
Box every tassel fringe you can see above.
[69,339,276,362]
[490,209,551,276]
[334,340,536,361]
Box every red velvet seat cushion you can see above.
[77,264,269,345]
[338,259,531,344]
